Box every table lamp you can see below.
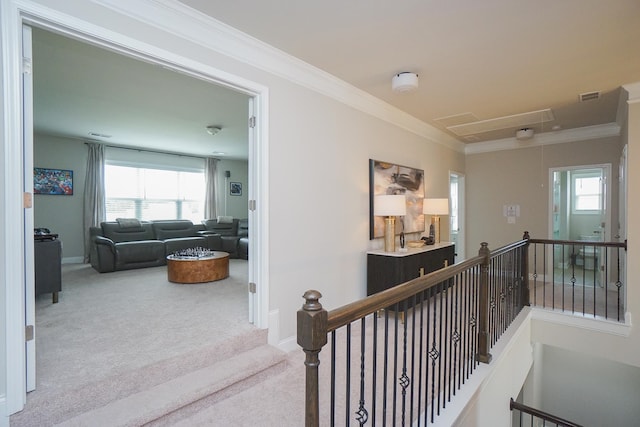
[423,198,449,244]
[374,194,406,252]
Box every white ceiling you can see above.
[32,27,250,160]
[33,1,640,157]
[181,0,640,142]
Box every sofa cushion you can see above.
[101,221,155,243]
[202,218,239,236]
[151,220,199,240]
[238,218,248,238]
[114,240,165,265]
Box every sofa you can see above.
[201,217,241,258]
[90,219,210,273]
[90,218,249,272]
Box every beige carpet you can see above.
[10,260,274,426]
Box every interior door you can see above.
[22,24,36,392]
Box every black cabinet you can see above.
[367,243,455,297]
[34,238,62,303]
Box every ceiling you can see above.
[32,27,250,160]
[181,0,640,143]
[34,1,640,157]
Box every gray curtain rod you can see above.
[84,142,209,160]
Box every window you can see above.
[572,171,602,214]
[105,165,205,222]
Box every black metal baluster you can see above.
[416,291,425,427]
[604,248,609,319]
[331,331,336,427]
[393,302,399,423]
[616,247,623,322]
[346,323,351,427]
[400,300,409,425]
[372,313,378,426]
[409,295,417,424]
[453,274,461,395]
[356,318,368,426]
[437,282,444,415]
[424,286,432,426]
[383,309,389,426]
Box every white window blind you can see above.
[105,164,205,222]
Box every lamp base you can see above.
[384,216,396,252]
[432,215,441,244]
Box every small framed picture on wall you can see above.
[230,182,242,196]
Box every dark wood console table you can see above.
[367,243,455,304]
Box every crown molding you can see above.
[94,0,464,152]
[623,81,640,103]
[464,123,621,155]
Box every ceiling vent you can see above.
[579,91,600,102]
[446,109,554,137]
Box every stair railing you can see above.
[510,398,584,427]
[298,238,529,426]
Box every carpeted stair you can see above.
[56,343,287,426]
[11,328,288,427]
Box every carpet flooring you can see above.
[10,260,273,426]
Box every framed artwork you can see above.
[33,168,73,195]
[230,182,242,196]
[369,159,425,239]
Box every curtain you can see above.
[204,157,219,219]
[83,143,106,262]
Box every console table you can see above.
[367,242,455,299]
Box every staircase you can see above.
[10,329,290,426]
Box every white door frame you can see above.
[449,171,465,261]
[548,164,612,281]
[2,1,270,415]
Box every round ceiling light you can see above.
[516,128,534,140]
[206,125,222,136]
[392,72,419,93]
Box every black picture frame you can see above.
[230,182,242,196]
[33,167,74,195]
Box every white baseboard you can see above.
[277,335,299,353]
[267,309,279,346]
[62,256,84,264]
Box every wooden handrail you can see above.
[510,398,583,427]
[527,237,626,250]
[326,254,484,332]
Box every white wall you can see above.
[33,134,87,262]
[217,158,248,219]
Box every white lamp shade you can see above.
[423,198,449,215]
[374,194,406,216]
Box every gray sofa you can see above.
[90,218,249,272]
[90,219,210,273]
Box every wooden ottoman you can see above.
[166,251,229,284]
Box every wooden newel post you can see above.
[476,242,493,364]
[521,231,530,307]
[297,290,328,427]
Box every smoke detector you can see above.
[516,128,534,140]
[392,72,419,93]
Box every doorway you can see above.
[549,164,611,285]
[449,171,465,261]
[6,14,269,415]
